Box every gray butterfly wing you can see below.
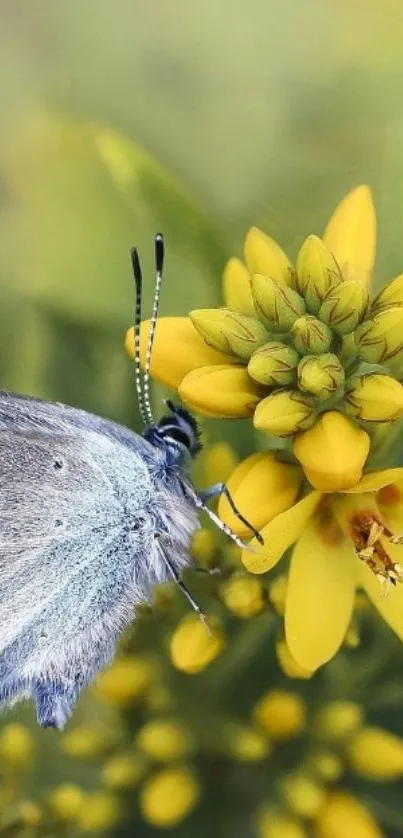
[0,392,160,728]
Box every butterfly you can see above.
[0,235,261,729]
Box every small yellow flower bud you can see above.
[291,315,333,355]
[276,637,314,680]
[60,726,113,760]
[319,279,369,334]
[191,528,217,567]
[315,791,383,838]
[221,574,264,617]
[293,411,370,491]
[223,257,255,315]
[190,308,270,360]
[140,767,200,828]
[347,726,403,780]
[355,307,403,363]
[179,365,262,418]
[313,701,363,742]
[136,719,193,761]
[244,227,294,287]
[257,807,307,838]
[0,723,35,770]
[252,275,305,332]
[218,452,302,537]
[253,690,306,741]
[282,773,326,819]
[125,317,231,389]
[371,273,403,312]
[17,802,42,826]
[77,791,120,832]
[226,724,271,761]
[298,354,344,400]
[101,754,147,788]
[170,614,225,674]
[248,341,299,387]
[309,751,344,782]
[296,235,341,314]
[94,656,152,706]
[48,784,86,821]
[345,374,403,422]
[254,390,316,437]
[199,441,239,487]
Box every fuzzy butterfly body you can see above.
[0,236,259,728]
[0,393,200,728]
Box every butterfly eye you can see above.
[163,427,191,449]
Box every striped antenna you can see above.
[130,247,149,426]
[142,233,164,426]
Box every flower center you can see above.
[349,511,403,587]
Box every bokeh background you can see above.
[2,1,403,836]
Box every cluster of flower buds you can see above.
[190,232,403,440]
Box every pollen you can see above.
[349,511,403,587]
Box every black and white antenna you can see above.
[130,234,165,427]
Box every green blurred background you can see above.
[2,1,403,835]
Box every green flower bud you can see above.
[253,390,316,437]
[354,307,403,364]
[190,308,270,361]
[296,235,342,314]
[371,274,403,313]
[319,280,369,335]
[248,341,299,387]
[291,315,332,355]
[298,354,345,400]
[345,374,403,422]
[251,275,305,333]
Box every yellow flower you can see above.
[346,726,403,780]
[257,807,307,838]
[139,766,200,828]
[292,412,370,491]
[136,719,193,761]
[221,573,264,617]
[253,690,306,741]
[48,784,86,821]
[0,723,35,770]
[225,724,271,761]
[241,466,403,670]
[101,754,148,788]
[93,656,153,706]
[315,791,383,838]
[169,614,225,673]
[77,791,120,832]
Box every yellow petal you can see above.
[315,790,384,838]
[346,467,403,493]
[218,452,302,537]
[179,365,262,418]
[293,412,370,491]
[241,491,322,574]
[139,767,200,828]
[244,227,294,286]
[223,257,255,315]
[125,317,232,389]
[323,185,376,287]
[285,518,356,670]
[360,561,403,641]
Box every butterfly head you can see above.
[145,399,201,461]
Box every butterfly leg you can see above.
[198,483,264,545]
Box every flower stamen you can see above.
[349,511,403,587]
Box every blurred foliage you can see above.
[1,1,403,836]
